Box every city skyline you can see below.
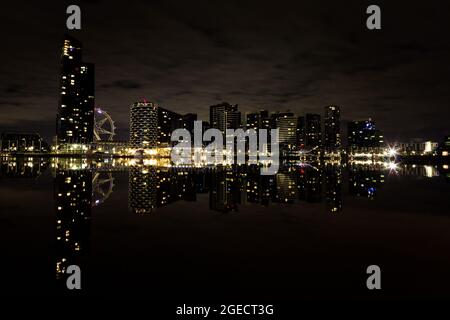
[1,1,450,143]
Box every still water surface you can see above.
[0,157,450,299]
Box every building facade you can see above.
[305,113,322,149]
[347,119,384,153]
[56,35,95,145]
[271,112,297,148]
[396,140,438,155]
[0,132,49,153]
[323,105,341,151]
[210,102,241,134]
[157,107,183,147]
[130,101,158,149]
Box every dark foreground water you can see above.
[1,157,450,300]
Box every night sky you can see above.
[1,0,450,142]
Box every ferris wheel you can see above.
[94,107,116,141]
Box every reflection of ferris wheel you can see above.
[92,172,115,207]
[94,107,116,141]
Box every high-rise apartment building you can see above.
[56,35,95,145]
[130,101,158,148]
[305,113,322,149]
[347,119,384,152]
[271,112,297,148]
[210,102,241,134]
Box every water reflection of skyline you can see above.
[1,157,449,214]
[1,156,450,292]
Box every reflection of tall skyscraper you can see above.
[130,102,158,148]
[56,35,95,145]
[324,165,342,212]
[297,166,322,203]
[156,168,197,206]
[245,165,272,206]
[275,169,298,203]
[348,165,385,198]
[209,168,241,213]
[210,102,241,135]
[128,166,158,214]
[196,168,211,193]
[54,170,92,285]
[324,106,341,151]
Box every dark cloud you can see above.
[101,80,142,90]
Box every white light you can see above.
[386,147,397,157]
[386,162,398,171]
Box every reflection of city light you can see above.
[385,161,399,174]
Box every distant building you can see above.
[323,106,341,151]
[396,139,438,155]
[347,119,384,153]
[210,102,241,134]
[245,110,272,153]
[271,112,297,149]
[181,113,198,137]
[305,113,322,149]
[440,135,450,157]
[245,110,270,130]
[0,132,49,153]
[158,107,183,147]
[296,116,306,148]
[246,112,260,130]
[56,35,95,145]
[130,101,158,148]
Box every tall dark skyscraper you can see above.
[246,112,260,130]
[181,113,198,137]
[347,119,384,152]
[209,102,241,134]
[297,116,306,148]
[305,113,322,149]
[56,35,95,145]
[324,106,341,151]
[157,107,183,147]
[157,108,198,147]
